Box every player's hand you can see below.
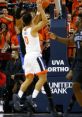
[49,32,57,40]
[66,70,73,80]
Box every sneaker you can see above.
[51,110,62,117]
[26,95,37,111]
[13,94,21,111]
[49,105,58,117]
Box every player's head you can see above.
[22,13,32,26]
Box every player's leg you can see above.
[13,74,34,111]
[72,70,82,106]
[32,73,47,99]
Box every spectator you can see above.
[0,7,15,37]
[3,50,23,112]
[66,0,73,14]
[0,23,11,53]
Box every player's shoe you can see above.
[51,110,62,117]
[13,94,22,111]
[26,95,37,111]
[63,111,69,117]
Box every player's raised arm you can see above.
[49,32,74,45]
[31,0,48,35]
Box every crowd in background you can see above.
[0,0,82,113]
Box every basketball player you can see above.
[15,7,58,117]
[28,11,58,116]
[50,13,82,116]
[13,0,48,112]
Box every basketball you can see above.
[41,0,50,9]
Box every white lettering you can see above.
[41,82,73,94]
[48,67,69,72]
[51,88,67,94]
[52,60,64,65]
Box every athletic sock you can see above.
[32,89,39,99]
[18,90,24,98]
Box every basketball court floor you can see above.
[0,113,82,117]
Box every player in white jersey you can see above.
[13,0,48,111]
[22,27,47,75]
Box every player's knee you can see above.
[40,76,47,83]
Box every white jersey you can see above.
[22,27,47,75]
[22,27,42,56]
